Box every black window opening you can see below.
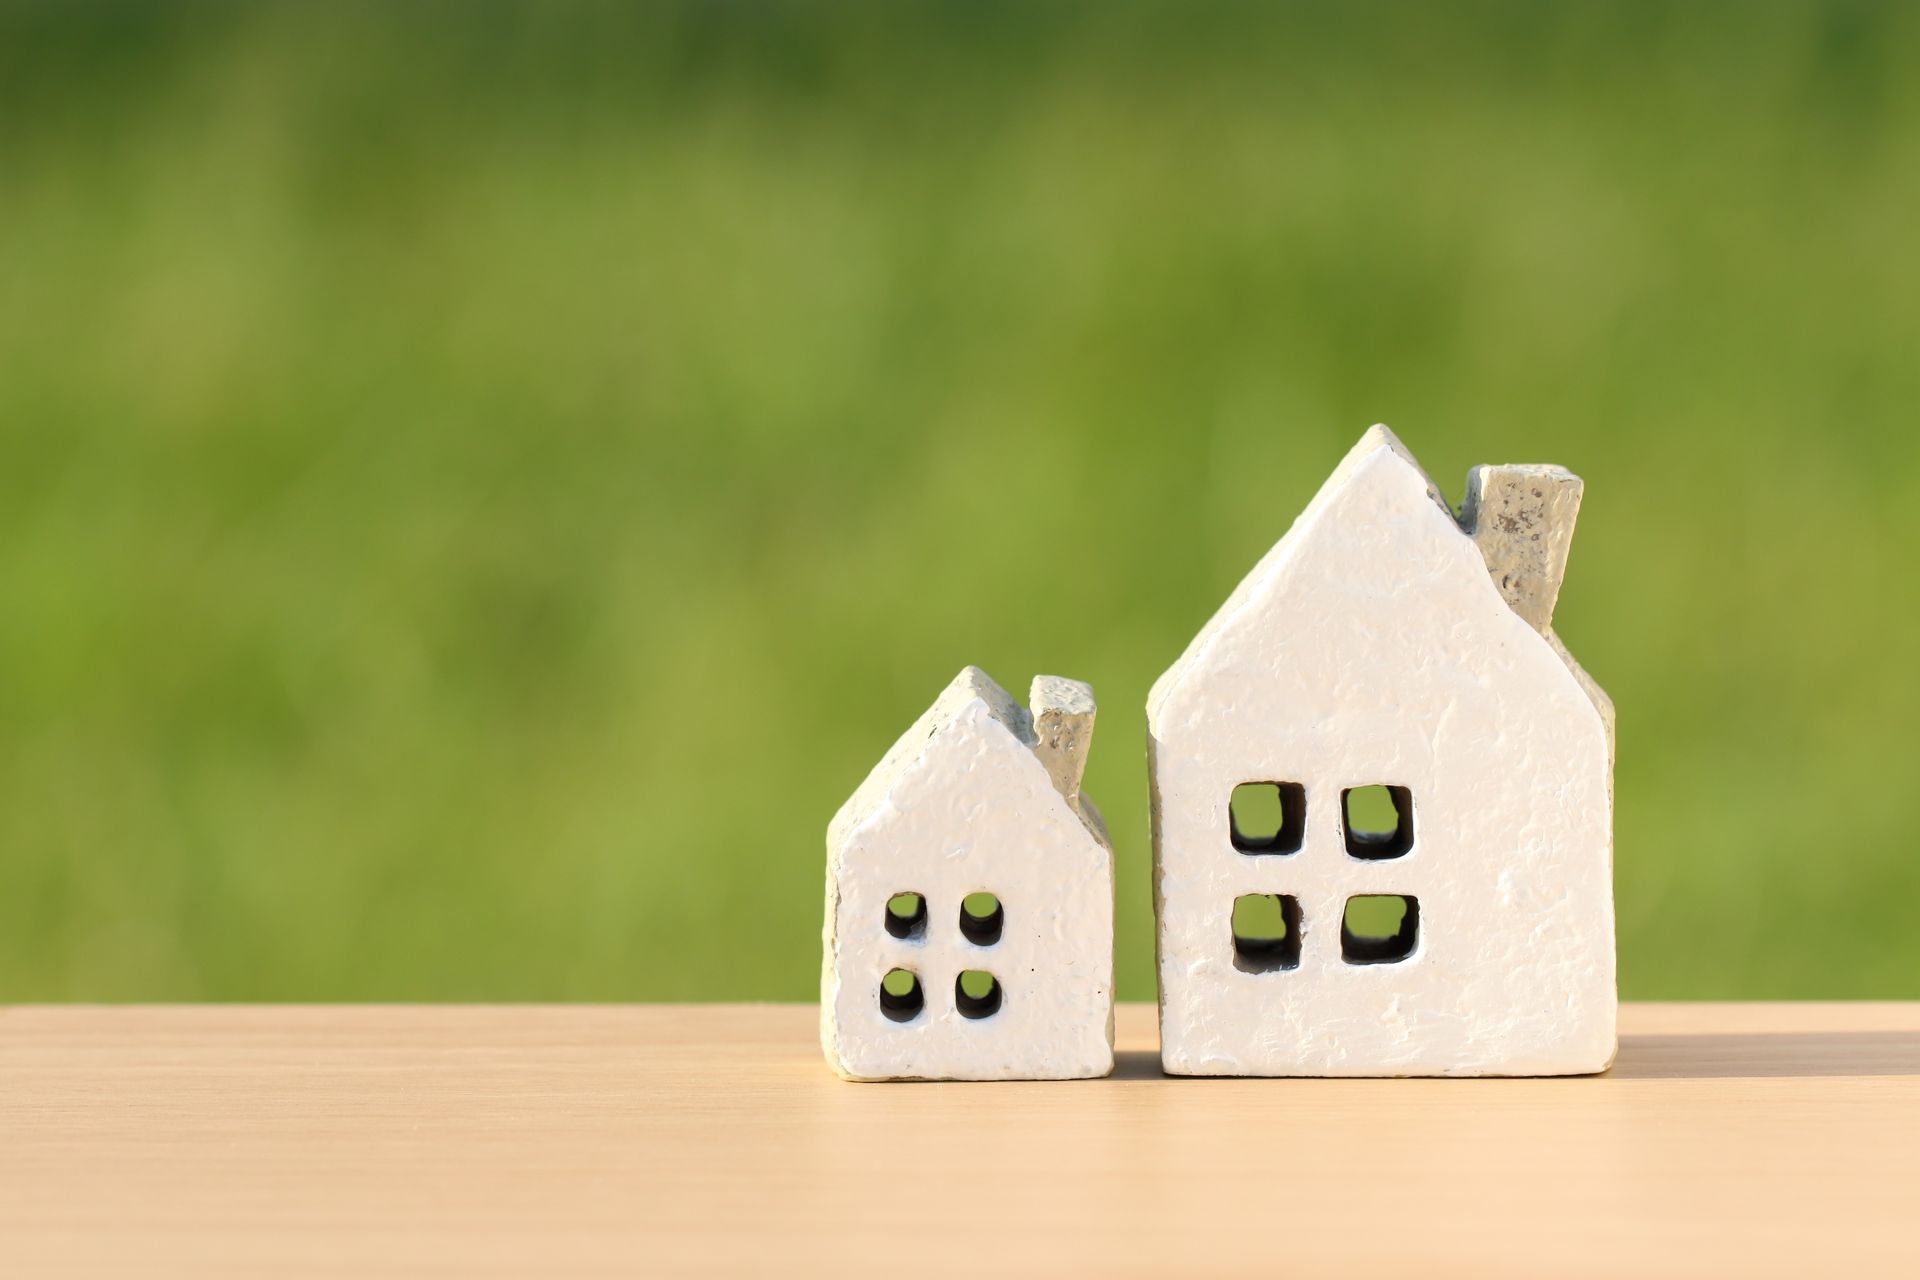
[955,970,1002,1019]
[1342,785,1414,859]
[1231,893,1303,973]
[885,892,928,940]
[1341,895,1419,965]
[1230,782,1306,855]
[880,968,925,1021]
[958,892,1004,946]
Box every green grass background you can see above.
[4,1,1916,1001]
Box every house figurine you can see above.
[821,667,1116,1081]
[1149,425,1616,1077]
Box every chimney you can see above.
[1460,464,1584,634]
[1029,675,1096,805]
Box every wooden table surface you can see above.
[2,1002,1916,1277]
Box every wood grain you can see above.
[2,1003,1916,1277]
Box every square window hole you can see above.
[879,968,925,1022]
[1231,894,1302,973]
[1230,782,1305,854]
[958,891,1004,946]
[1341,895,1419,964]
[955,970,1002,1019]
[1342,785,1413,859]
[885,892,927,940]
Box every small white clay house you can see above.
[822,667,1115,1081]
[1149,426,1615,1076]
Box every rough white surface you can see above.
[1148,426,1615,1077]
[822,668,1115,1081]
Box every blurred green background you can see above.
[4,1,1916,1002]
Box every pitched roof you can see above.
[830,667,1106,852]
[1148,425,1611,744]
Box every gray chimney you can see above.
[1029,675,1096,806]
[1459,464,1584,634]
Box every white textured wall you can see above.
[825,697,1114,1081]
[1150,433,1614,1076]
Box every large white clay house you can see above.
[1148,426,1615,1076]
[822,667,1115,1081]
